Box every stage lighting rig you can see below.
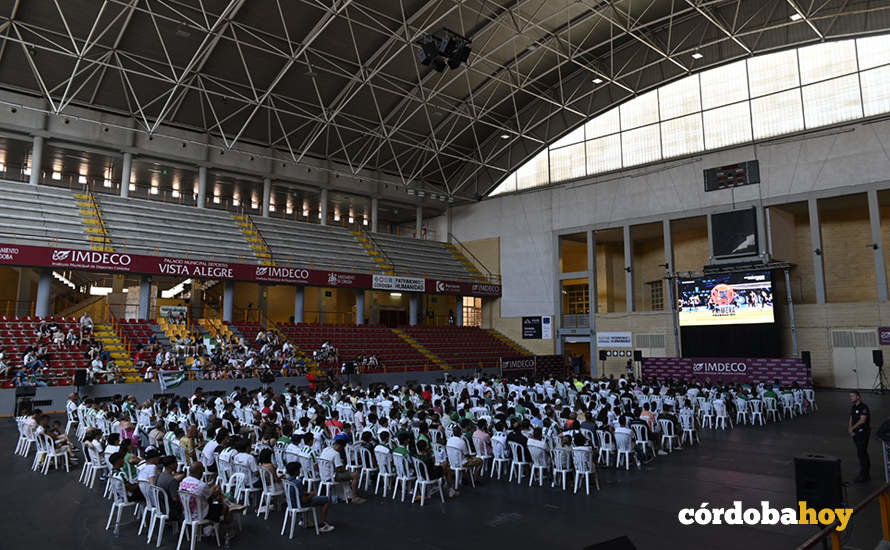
[415,28,472,72]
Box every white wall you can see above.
[440,118,890,318]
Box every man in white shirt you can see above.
[180,462,238,525]
[231,439,260,487]
[201,430,226,471]
[319,435,365,504]
[137,448,161,485]
[445,426,483,482]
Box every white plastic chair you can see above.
[472,436,493,476]
[106,476,138,534]
[507,441,530,484]
[374,449,395,496]
[804,389,817,412]
[659,419,679,453]
[281,479,319,538]
[550,447,573,490]
[86,446,109,489]
[713,401,731,430]
[318,457,350,501]
[748,399,765,426]
[596,430,615,466]
[630,423,653,460]
[391,453,416,502]
[781,394,795,418]
[490,438,511,480]
[445,445,476,490]
[257,467,284,519]
[176,491,221,550]
[17,420,37,457]
[764,397,779,422]
[357,446,378,492]
[147,484,173,547]
[614,432,637,470]
[232,463,260,506]
[38,434,69,474]
[679,414,699,446]
[138,480,157,537]
[698,401,714,428]
[572,447,599,494]
[411,458,445,507]
[735,399,749,425]
[527,445,549,486]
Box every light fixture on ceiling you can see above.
[438,195,446,202]
[78,175,87,184]
[171,189,180,198]
[51,171,61,180]
[150,186,159,195]
[362,218,368,226]
[417,190,425,198]
[789,13,803,21]
[407,188,415,195]
[691,51,704,60]
[213,195,221,204]
[500,133,510,139]
[269,204,275,212]
[103,179,112,188]
[390,292,402,298]
[447,197,454,203]
[592,77,603,84]
[129,183,136,192]
[348,216,354,224]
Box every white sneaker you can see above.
[319,523,335,533]
[657,450,668,456]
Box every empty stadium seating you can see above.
[276,323,433,371]
[0,180,93,248]
[97,194,255,263]
[399,326,529,369]
[251,216,380,272]
[117,318,157,351]
[371,232,478,281]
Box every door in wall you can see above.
[831,330,878,389]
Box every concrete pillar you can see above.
[455,297,463,326]
[663,219,680,357]
[587,230,597,377]
[189,280,203,320]
[35,268,52,318]
[138,276,151,320]
[370,197,379,233]
[416,205,423,239]
[409,293,420,326]
[223,281,234,322]
[808,198,827,304]
[262,177,272,217]
[355,290,365,325]
[319,188,328,225]
[756,204,768,259]
[197,165,207,208]
[623,225,634,312]
[293,286,304,324]
[120,152,132,198]
[29,135,43,186]
[257,284,268,323]
[868,189,889,301]
[15,268,35,317]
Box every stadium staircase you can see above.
[200,318,234,339]
[74,189,113,252]
[391,328,450,370]
[444,243,485,281]
[94,322,137,381]
[399,326,527,370]
[233,213,275,266]
[352,230,395,275]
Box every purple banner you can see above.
[641,356,812,387]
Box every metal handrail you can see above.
[241,206,275,265]
[447,232,501,284]
[796,482,890,550]
[361,229,396,275]
[82,183,111,247]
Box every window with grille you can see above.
[647,280,664,311]
[563,284,589,314]
[462,296,482,327]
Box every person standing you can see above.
[849,390,871,482]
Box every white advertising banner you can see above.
[596,331,633,348]
[372,274,425,292]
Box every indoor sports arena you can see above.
[1,1,890,549]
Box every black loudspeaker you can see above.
[633,350,642,362]
[874,349,884,368]
[801,350,811,369]
[74,369,87,387]
[599,350,608,361]
[794,454,843,510]
[583,536,637,550]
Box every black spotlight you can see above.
[415,28,471,72]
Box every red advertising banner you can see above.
[641,356,812,387]
[0,243,500,296]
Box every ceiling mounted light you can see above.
[417,190,425,198]
[691,52,704,60]
[407,188,415,195]
[789,13,803,21]
[592,77,603,84]
[500,133,510,139]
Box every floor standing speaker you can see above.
[794,454,843,510]
[74,369,87,387]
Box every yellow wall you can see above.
[559,235,587,272]
[821,197,876,303]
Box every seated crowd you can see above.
[10,372,816,544]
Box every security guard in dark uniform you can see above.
[849,390,871,482]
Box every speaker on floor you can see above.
[633,350,642,362]
[874,349,884,368]
[583,536,637,550]
[801,350,811,369]
[598,350,608,361]
[74,369,87,387]
[794,454,843,510]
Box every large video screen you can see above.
[677,271,774,326]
